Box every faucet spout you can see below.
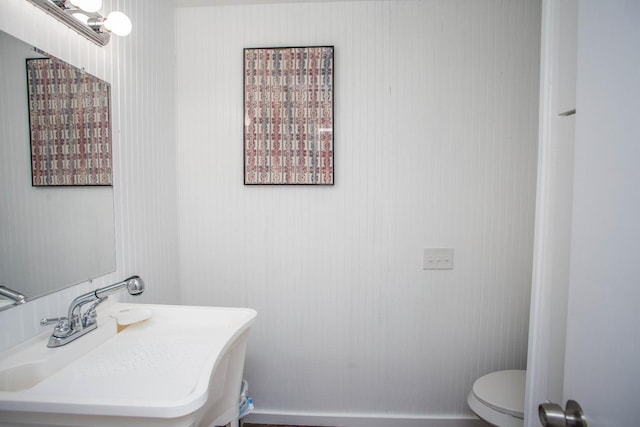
[67,276,145,321]
[0,286,27,304]
[97,275,145,298]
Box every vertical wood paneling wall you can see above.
[176,0,541,423]
[0,0,178,351]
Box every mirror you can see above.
[0,29,116,310]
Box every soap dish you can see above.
[110,308,152,329]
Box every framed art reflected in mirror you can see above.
[26,57,112,187]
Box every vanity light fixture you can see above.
[26,0,132,46]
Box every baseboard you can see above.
[243,410,484,427]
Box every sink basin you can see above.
[0,302,256,427]
[0,316,118,393]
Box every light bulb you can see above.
[71,12,90,25]
[70,0,102,13]
[103,11,132,36]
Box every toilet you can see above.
[467,370,525,427]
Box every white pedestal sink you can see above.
[0,302,256,427]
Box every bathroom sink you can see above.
[0,302,256,427]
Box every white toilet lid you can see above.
[472,370,525,418]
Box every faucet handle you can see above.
[82,297,107,327]
[40,317,64,326]
[41,317,72,336]
[54,318,72,336]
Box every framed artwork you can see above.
[244,46,334,185]
[27,57,112,186]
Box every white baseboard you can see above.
[243,410,484,427]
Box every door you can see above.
[525,1,640,426]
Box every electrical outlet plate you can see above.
[423,248,454,270]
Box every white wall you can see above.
[176,0,540,424]
[0,0,179,351]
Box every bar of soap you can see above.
[110,308,152,326]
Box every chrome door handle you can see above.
[539,399,587,427]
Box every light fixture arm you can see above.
[26,0,131,46]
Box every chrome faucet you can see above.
[41,276,145,348]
